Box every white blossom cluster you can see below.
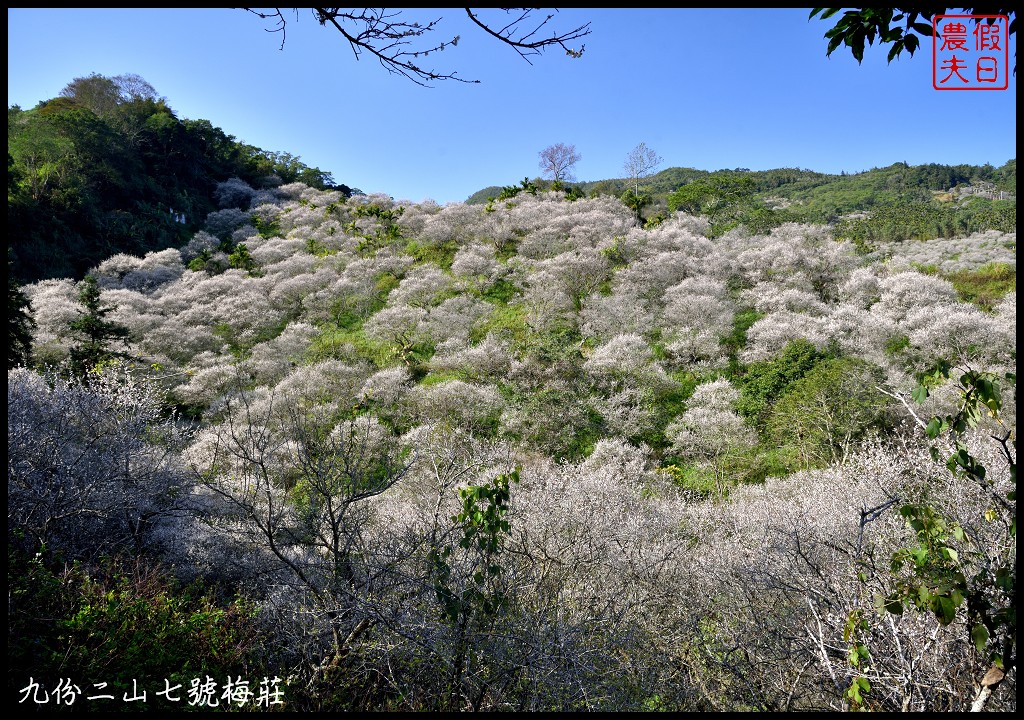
[12,176,1017,711]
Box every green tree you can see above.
[228,241,258,273]
[8,549,265,711]
[667,173,760,235]
[620,188,652,223]
[736,338,829,422]
[68,274,131,377]
[7,257,35,368]
[8,73,351,283]
[668,173,756,217]
[429,470,517,710]
[766,357,888,468]
[810,8,1016,66]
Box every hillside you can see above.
[9,175,1017,711]
[7,73,353,284]
[467,159,1016,243]
[9,73,1013,286]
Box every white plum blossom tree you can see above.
[9,364,191,560]
[665,379,756,497]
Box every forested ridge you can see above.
[7,78,1017,712]
[8,73,351,285]
[470,159,1016,243]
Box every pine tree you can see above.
[8,262,36,368]
[68,274,131,376]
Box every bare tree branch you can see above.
[463,8,589,61]
[241,7,591,86]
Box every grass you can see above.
[944,261,1016,311]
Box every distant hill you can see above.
[466,159,1015,242]
[469,160,1016,208]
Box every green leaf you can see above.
[912,385,929,403]
[971,624,989,652]
[912,22,935,37]
[851,36,866,63]
[933,595,957,625]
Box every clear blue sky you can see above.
[8,8,1018,205]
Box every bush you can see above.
[736,339,828,421]
[8,548,267,711]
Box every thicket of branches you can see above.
[8,176,1015,710]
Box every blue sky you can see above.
[8,8,1017,205]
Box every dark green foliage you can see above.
[228,241,259,273]
[884,334,911,357]
[668,173,756,216]
[479,277,519,305]
[563,183,586,201]
[834,198,1017,245]
[620,189,652,223]
[8,75,349,283]
[738,204,800,235]
[723,307,764,375]
[465,185,504,204]
[424,471,519,712]
[252,213,281,239]
[68,275,131,377]
[736,338,829,421]
[660,344,842,487]
[633,373,698,452]
[187,248,229,275]
[8,258,35,368]
[810,7,936,63]
[348,203,405,253]
[478,176,587,208]
[666,173,764,236]
[810,8,1016,68]
[8,548,266,711]
[433,470,516,622]
[765,357,889,468]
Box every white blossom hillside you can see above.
[11,179,1016,711]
